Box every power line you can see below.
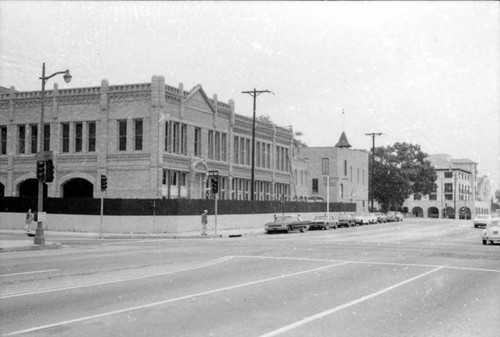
[242,88,272,201]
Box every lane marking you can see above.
[235,255,500,273]
[0,256,233,299]
[0,269,59,278]
[2,261,350,336]
[259,266,443,337]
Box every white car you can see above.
[482,217,500,245]
[473,214,491,228]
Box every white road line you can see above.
[235,255,500,273]
[259,266,444,337]
[2,261,350,336]
[0,269,59,278]
[0,256,233,299]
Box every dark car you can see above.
[309,215,338,230]
[265,215,310,234]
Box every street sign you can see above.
[37,211,47,222]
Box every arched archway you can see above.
[428,207,439,218]
[445,207,455,219]
[19,179,47,198]
[459,207,471,220]
[62,178,94,198]
[412,207,424,218]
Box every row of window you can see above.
[160,168,290,201]
[1,122,289,171]
[4,122,97,155]
[444,171,471,181]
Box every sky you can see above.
[1,1,499,190]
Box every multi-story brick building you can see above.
[0,76,294,200]
[293,132,369,211]
[403,154,491,219]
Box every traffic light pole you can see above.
[99,192,104,238]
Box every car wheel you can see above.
[482,239,487,245]
[474,225,477,228]
[287,226,291,233]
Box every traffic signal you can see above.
[101,174,107,191]
[45,159,54,182]
[211,177,218,194]
[36,160,46,180]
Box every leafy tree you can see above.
[492,190,500,212]
[258,115,307,148]
[371,142,437,212]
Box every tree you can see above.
[372,142,437,212]
[258,115,307,148]
[492,190,500,213]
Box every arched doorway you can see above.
[445,207,455,219]
[63,178,94,198]
[412,207,424,218]
[428,207,439,218]
[459,207,471,220]
[19,179,47,198]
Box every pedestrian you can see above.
[25,209,34,233]
[201,209,208,235]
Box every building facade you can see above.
[292,132,369,211]
[0,76,294,200]
[403,154,491,219]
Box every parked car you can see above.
[352,213,370,226]
[309,215,338,230]
[482,217,500,245]
[365,212,378,224]
[473,214,491,228]
[387,211,404,222]
[374,212,388,223]
[265,215,310,234]
[337,212,356,228]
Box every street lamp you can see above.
[34,63,72,245]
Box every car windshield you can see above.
[476,215,489,219]
[315,216,328,220]
[275,216,290,222]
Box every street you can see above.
[1,219,499,337]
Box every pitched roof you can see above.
[335,131,351,148]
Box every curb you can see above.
[0,242,62,253]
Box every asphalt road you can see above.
[1,219,499,337]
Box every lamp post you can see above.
[34,63,71,245]
[241,88,272,201]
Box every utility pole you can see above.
[242,88,272,201]
[365,132,383,211]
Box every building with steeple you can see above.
[292,132,369,211]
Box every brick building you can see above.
[0,76,294,200]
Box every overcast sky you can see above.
[1,1,499,189]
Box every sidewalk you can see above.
[0,227,264,253]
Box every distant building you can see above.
[292,132,369,211]
[403,154,491,219]
[0,76,294,200]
